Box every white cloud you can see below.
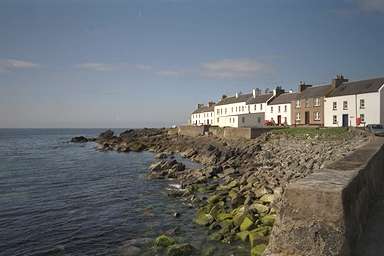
[200,59,271,79]
[156,69,187,77]
[75,62,116,71]
[0,59,39,72]
[357,0,384,13]
[135,64,153,71]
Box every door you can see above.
[305,112,310,125]
[277,115,281,125]
[342,114,349,127]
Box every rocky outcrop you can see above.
[76,127,371,255]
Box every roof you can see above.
[269,92,299,105]
[192,105,215,114]
[299,84,331,99]
[215,93,253,106]
[246,93,274,104]
[327,77,384,97]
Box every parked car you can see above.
[366,124,384,136]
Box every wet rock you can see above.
[155,234,176,247]
[194,210,214,226]
[167,243,194,256]
[98,129,114,140]
[155,153,168,159]
[70,136,89,143]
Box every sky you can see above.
[0,0,383,128]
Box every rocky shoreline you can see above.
[72,127,370,256]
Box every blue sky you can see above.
[0,0,383,128]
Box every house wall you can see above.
[190,111,214,126]
[380,86,384,123]
[249,102,268,114]
[265,103,292,125]
[214,102,248,126]
[291,97,325,126]
[324,92,381,127]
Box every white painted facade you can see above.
[265,103,292,125]
[190,111,214,126]
[324,89,384,127]
[214,101,250,127]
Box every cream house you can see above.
[324,77,384,127]
[265,92,298,125]
[190,102,215,126]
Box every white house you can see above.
[324,77,384,127]
[190,102,215,126]
[213,89,277,128]
[265,92,298,126]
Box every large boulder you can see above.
[98,129,114,140]
[70,136,88,143]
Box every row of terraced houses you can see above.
[190,75,384,128]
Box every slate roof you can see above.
[269,92,299,105]
[299,84,331,99]
[327,77,384,97]
[192,105,215,114]
[246,93,274,104]
[215,93,253,106]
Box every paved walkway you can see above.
[354,196,384,256]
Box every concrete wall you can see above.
[265,137,384,256]
[177,125,207,137]
[223,127,271,139]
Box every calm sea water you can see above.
[0,129,248,256]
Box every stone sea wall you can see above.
[265,137,384,256]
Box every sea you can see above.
[0,129,248,256]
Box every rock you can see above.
[155,234,176,247]
[98,129,114,139]
[194,211,214,226]
[119,245,141,256]
[260,214,276,226]
[251,244,267,256]
[129,142,146,152]
[236,230,249,241]
[155,153,168,159]
[201,245,216,256]
[70,136,88,143]
[209,231,224,241]
[240,216,254,231]
[173,212,180,218]
[260,193,274,203]
[248,227,270,247]
[250,203,269,214]
[216,212,233,222]
[166,243,194,256]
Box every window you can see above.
[271,106,273,113]
[360,114,365,123]
[305,99,310,108]
[257,117,261,123]
[236,106,238,112]
[284,105,287,112]
[231,107,233,113]
[296,100,300,108]
[278,106,281,113]
[343,101,348,110]
[333,115,337,124]
[217,118,219,123]
[360,99,365,109]
[314,98,320,106]
[225,108,227,114]
[242,117,245,123]
[333,102,337,110]
[260,104,263,110]
[242,106,244,112]
[220,109,223,114]
[314,111,320,121]
[296,112,301,121]
[248,106,250,112]
[254,105,257,111]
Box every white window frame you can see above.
[333,102,337,110]
[360,99,365,109]
[343,101,348,110]
[333,115,337,124]
[296,112,301,121]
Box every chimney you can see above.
[208,101,215,107]
[221,94,227,100]
[298,81,312,92]
[273,86,285,96]
[331,74,348,89]
[197,103,204,109]
[252,88,261,98]
[236,92,242,98]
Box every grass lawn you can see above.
[271,127,349,138]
